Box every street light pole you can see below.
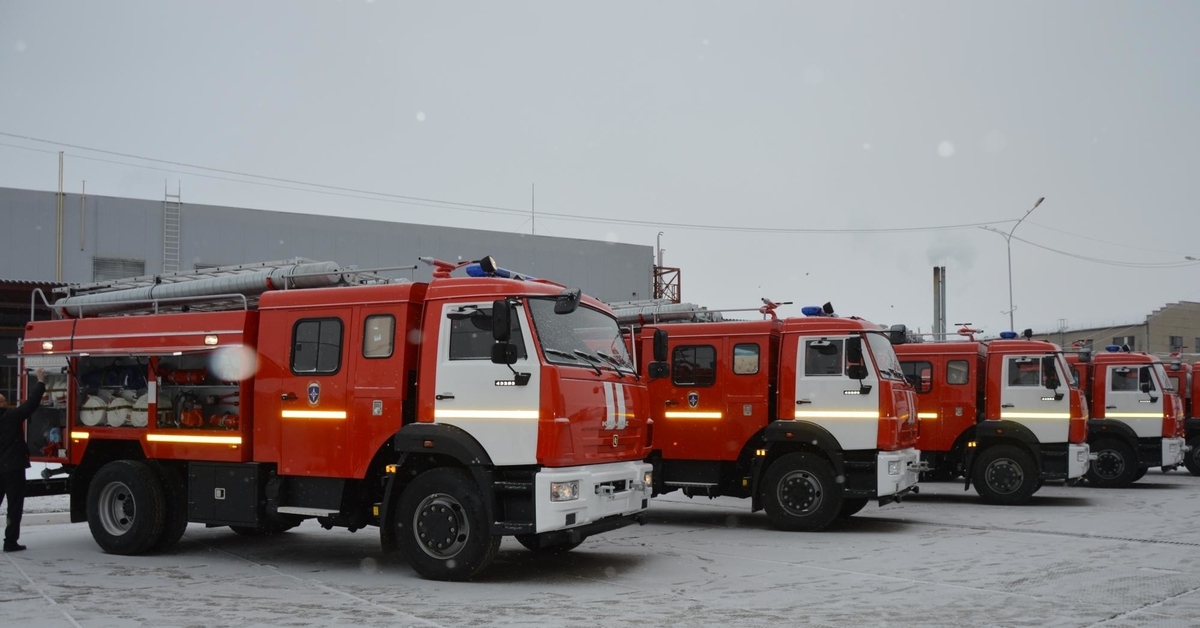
[981,197,1045,331]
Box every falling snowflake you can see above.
[937,141,955,158]
[415,111,426,122]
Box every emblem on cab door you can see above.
[307,381,320,405]
[688,391,699,408]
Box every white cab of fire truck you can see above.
[776,308,921,522]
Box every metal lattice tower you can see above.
[163,182,182,273]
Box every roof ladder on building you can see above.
[163,182,182,273]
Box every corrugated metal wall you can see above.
[0,187,653,303]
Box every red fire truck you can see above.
[17,258,656,581]
[1161,358,1200,474]
[1066,346,1186,487]
[618,301,920,532]
[895,331,1090,505]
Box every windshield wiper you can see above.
[595,350,631,378]
[572,349,605,376]
[544,348,580,360]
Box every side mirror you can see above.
[1042,356,1060,389]
[847,364,869,381]
[491,343,518,365]
[846,337,864,364]
[554,288,581,315]
[491,300,511,342]
[889,324,907,345]
[1140,381,1152,394]
[648,362,670,379]
[653,329,668,363]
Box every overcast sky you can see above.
[2,1,1197,338]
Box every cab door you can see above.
[1104,365,1162,438]
[431,301,541,466]
[259,309,352,477]
[656,339,726,461]
[793,335,879,451]
[999,354,1069,442]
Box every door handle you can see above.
[664,400,679,406]
[281,393,297,401]
[1106,405,1117,409]
[436,393,456,401]
[1001,403,1014,408]
[796,399,812,405]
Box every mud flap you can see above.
[962,445,976,491]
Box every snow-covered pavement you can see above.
[4,472,1199,627]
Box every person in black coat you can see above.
[0,367,46,552]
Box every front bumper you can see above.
[1162,437,1186,469]
[877,447,921,499]
[1068,443,1091,480]
[534,461,653,534]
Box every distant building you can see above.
[0,186,654,400]
[1029,301,1200,356]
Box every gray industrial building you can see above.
[0,186,654,400]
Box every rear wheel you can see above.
[1131,465,1149,482]
[515,534,584,554]
[87,460,167,555]
[837,498,869,519]
[1086,439,1138,488]
[396,468,500,581]
[761,452,842,532]
[1185,438,1200,476]
[972,444,1037,505]
[147,461,189,553]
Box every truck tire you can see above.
[761,452,843,532]
[396,468,500,581]
[837,498,869,519]
[87,460,168,556]
[515,534,584,554]
[972,444,1037,505]
[147,461,189,553]
[1086,439,1138,488]
[1131,465,1149,482]
[1186,438,1200,476]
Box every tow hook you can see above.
[1089,453,1099,461]
[916,460,931,474]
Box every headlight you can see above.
[643,471,653,487]
[887,460,900,476]
[550,480,579,502]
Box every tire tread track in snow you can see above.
[1081,580,1200,627]
[872,518,1200,548]
[3,554,84,628]
[191,539,449,628]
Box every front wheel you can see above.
[1131,465,1149,482]
[761,452,842,532]
[972,444,1038,505]
[515,534,584,554]
[837,498,869,519]
[1086,439,1138,488]
[86,460,167,555]
[396,468,500,581]
[1185,438,1200,476]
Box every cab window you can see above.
[673,345,716,387]
[448,308,526,361]
[1007,357,1040,387]
[804,339,844,376]
[900,360,933,394]
[362,314,395,359]
[292,318,343,374]
[947,360,969,385]
[733,343,760,375]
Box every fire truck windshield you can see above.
[865,332,905,381]
[1154,363,1174,392]
[528,299,634,373]
[1055,353,1078,389]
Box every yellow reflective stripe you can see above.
[665,411,723,419]
[1000,412,1071,419]
[70,431,90,439]
[1105,412,1163,418]
[282,410,348,419]
[917,412,939,419]
[147,434,242,445]
[794,410,880,419]
[434,409,540,420]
